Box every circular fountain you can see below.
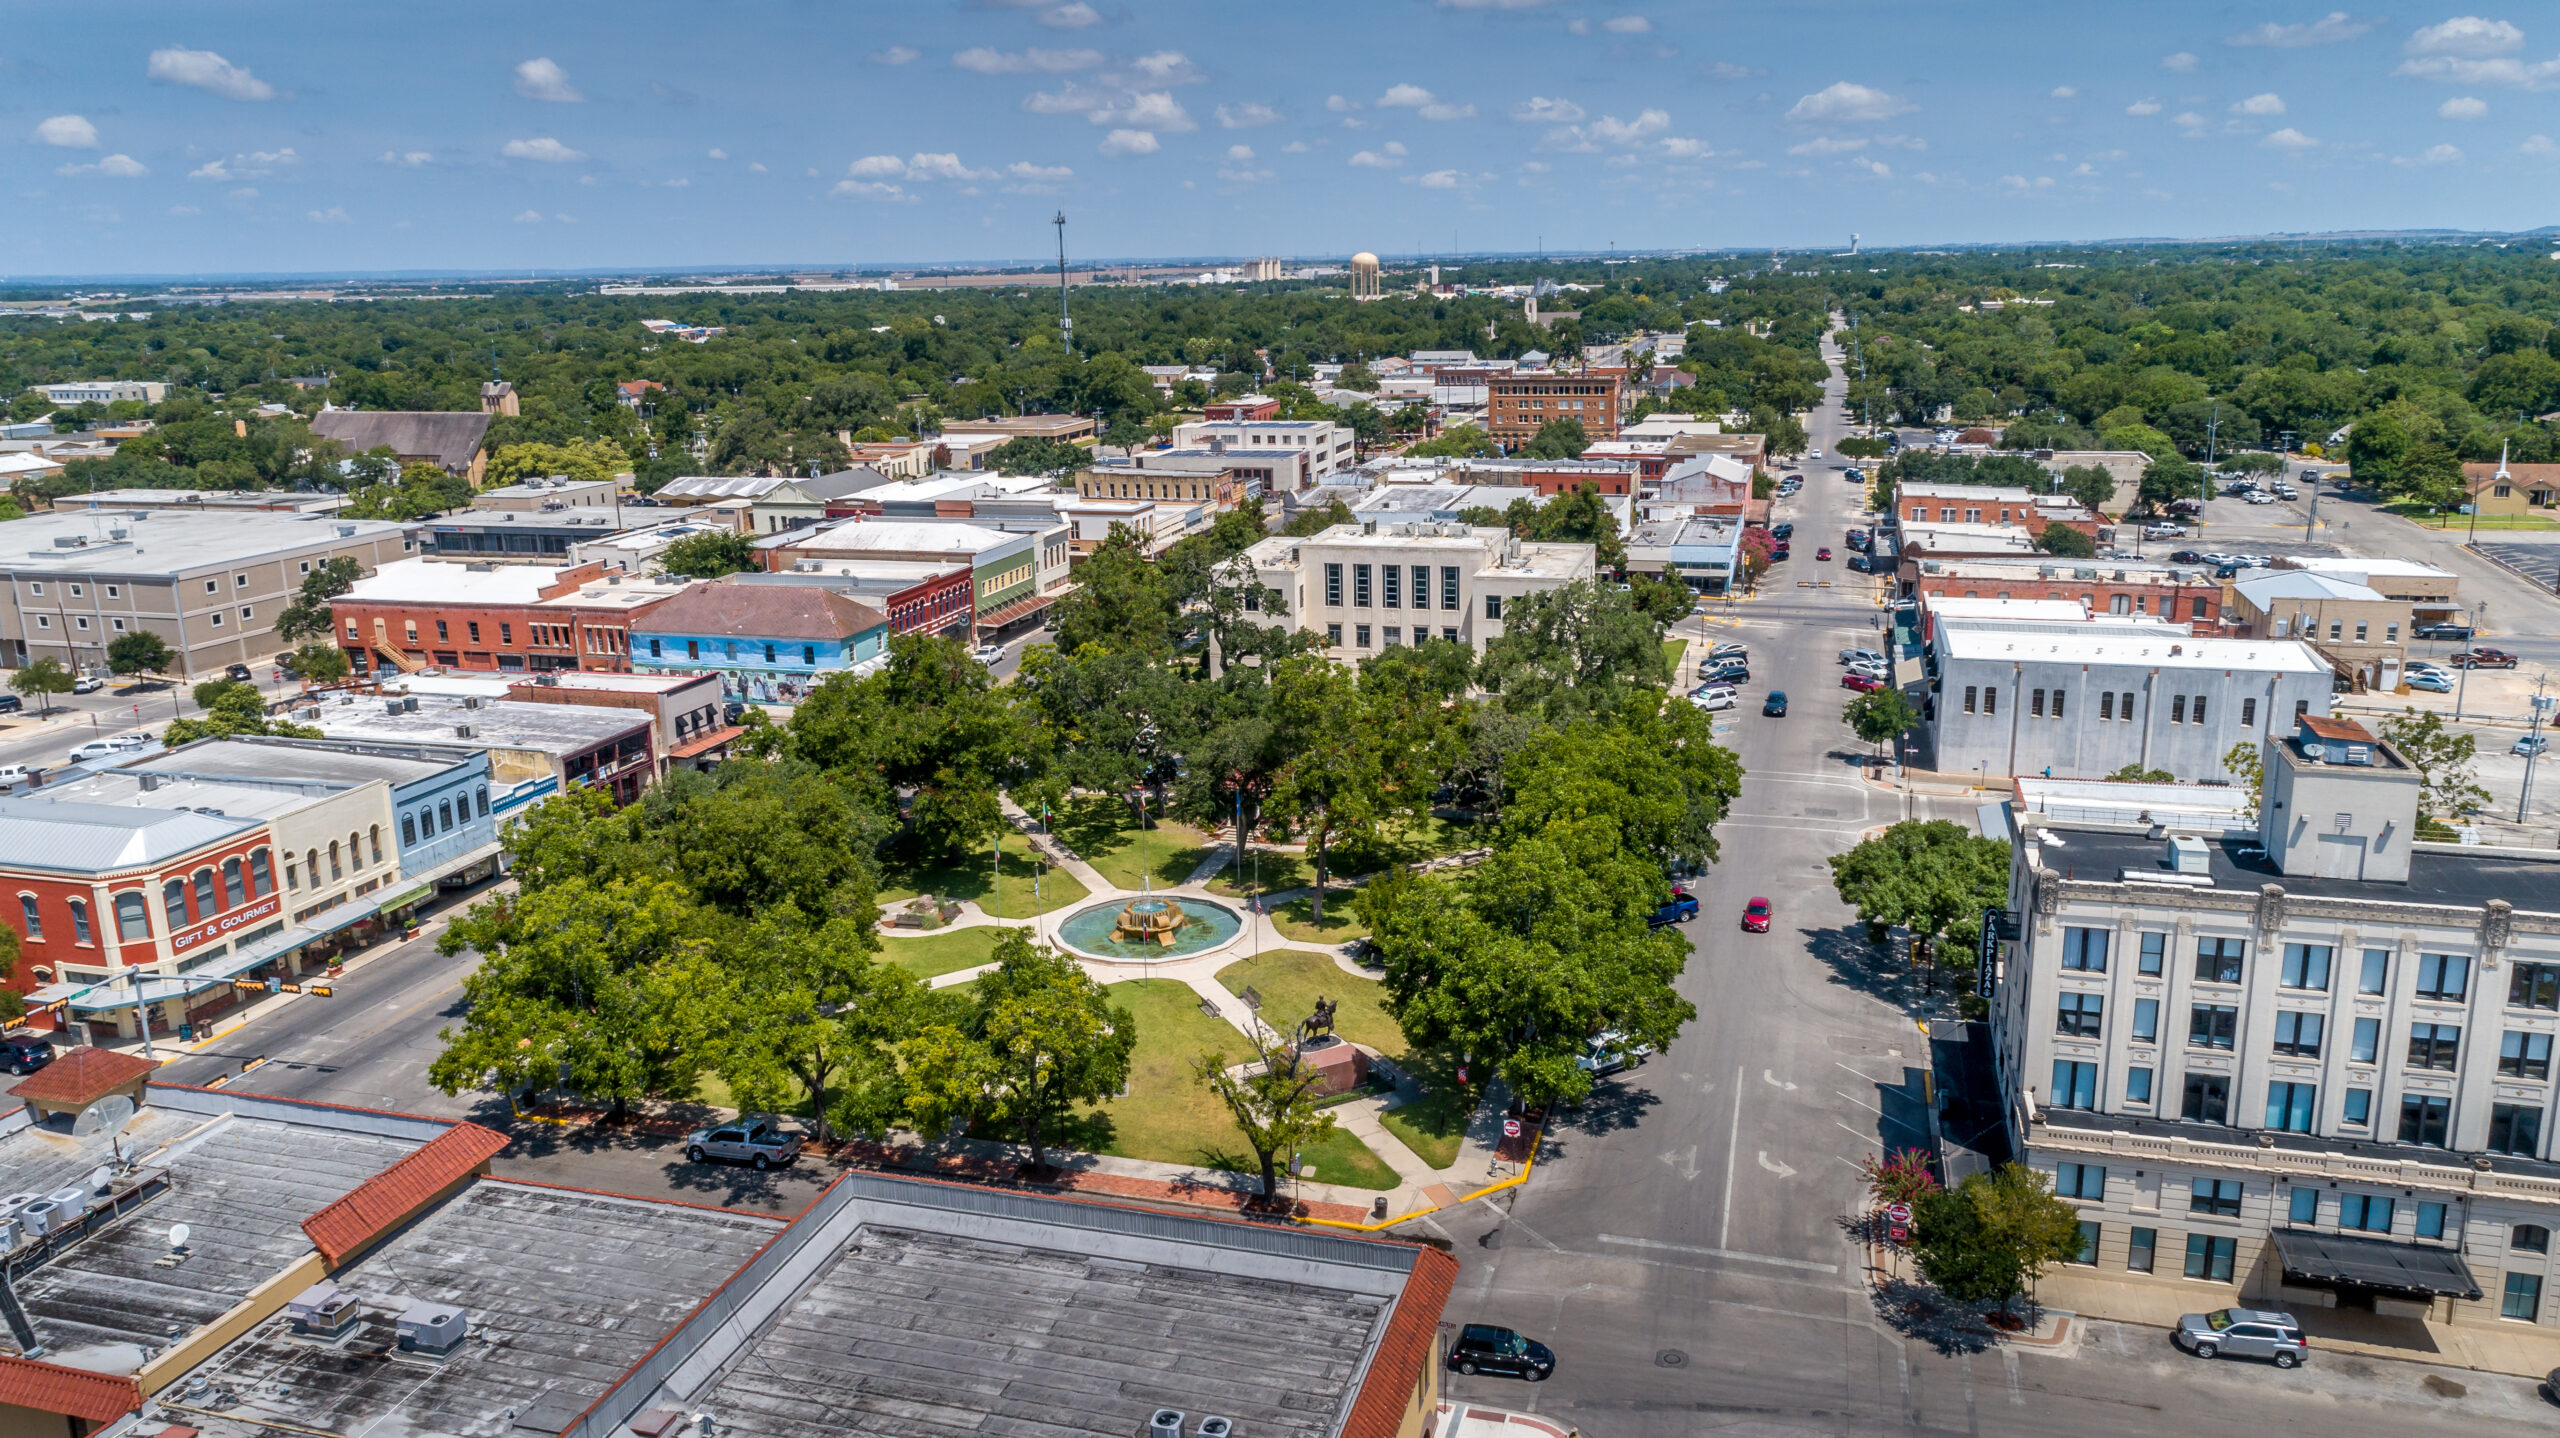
[1055,889,1244,960]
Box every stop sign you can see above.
[1502,1118,1523,1139]
[1884,1202,1912,1224]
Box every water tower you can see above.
[1349,252,1381,300]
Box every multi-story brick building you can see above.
[335,557,686,677]
[1486,370,1627,447]
[1907,555,2230,635]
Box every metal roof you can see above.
[0,797,259,875]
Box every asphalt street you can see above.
[0,668,301,774]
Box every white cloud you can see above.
[1385,140,1409,155]
[1099,129,1160,156]
[1009,160,1073,179]
[381,150,433,165]
[514,57,582,102]
[2049,85,2078,98]
[1349,148,1400,167]
[708,148,727,160]
[1658,136,1717,158]
[502,137,587,162]
[1326,94,1361,112]
[846,154,906,178]
[1379,83,1438,107]
[2261,126,2318,149]
[1225,144,1255,161]
[58,153,148,178]
[1417,168,1465,187]
[1604,15,1652,32]
[2228,11,2374,47]
[2160,51,2200,71]
[169,205,200,216]
[1509,96,1585,122]
[1040,2,1103,26]
[749,161,767,172]
[2172,110,2208,129]
[1854,157,1891,177]
[307,206,350,222]
[1128,51,1204,83]
[1216,164,1273,183]
[1998,173,2057,189]
[869,46,920,65]
[953,47,1102,74]
[2126,97,2163,115]
[2419,142,2464,162]
[515,210,547,222]
[661,177,691,187]
[831,179,910,200]
[189,148,298,182]
[1702,60,1761,80]
[2439,95,2490,117]
[2231,91,2286,114]
[35,115,98,148]
[2524,133,2560,156]
[905,152,986,180]
[2406,16,2524,56]
[1785,81,1914,124]
[1421,102,1476,120]
[1788,135,1866,155]
[1282,140,1312,152]
[147,47,274,100]
[1216,102,1280,127]
[1092,91,1197,130]
[1568,18,1591,34]
[1589,108,1672,142]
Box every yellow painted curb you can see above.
[1300,1124,1543,1232]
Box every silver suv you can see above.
[2173,1307,2306,1366]
[684,1117,804,1171]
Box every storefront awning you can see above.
[974,590,1061,633]
[670,724,746,759]
[2270,1227,2483,1300]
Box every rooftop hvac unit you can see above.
[19,1198,74,1237]
[1149,1413,1185,1438]
[1196,1419,1233,1438]
[387,699,407,715]
[286,1280,363,1340]
[45,1187,85,1210]
[0,1194,38,1220]
[462,696,483,709]
[108,528,128,540]
[0,1216,20,1252]
[455,724,476,739]
[339,525,358,537]
[394,1301,467,1356]
[296,707,322,721]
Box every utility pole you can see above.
[1053,211,1072,353]
[2474,439,2507,549]
[2455,600,2489,723]
[2201,405,2219,520]
[2520,675,2553,825]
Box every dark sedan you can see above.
[1762,691,1789,716]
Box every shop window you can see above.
[223,857,246,907]
[68,899,91,945]
[163,880,186,929]
[19,894,41,939]
[114,892,150,943]
[251,849,273,896]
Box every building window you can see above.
[2057,991,2105,1037]
[2296,698,2312,721]
[2328,621,2342,641]
[2099,691,2113,720]
[2272,1011,2323,1058]
[2505,1273,2545,1323]
[2241,697,2257,727]
[2400,1095,2451,1146]
[2139,931,2166,976]
[467,621,482,643]
[2280,943,2331,990]
[2288,1187,2319,1225]
[2416,953,2470,1001]
[2183,1074,2229,1123]
[2489,1103,2545,1157]
[2121,691,2137,720]
[251,848,274,895]
[1442,566,1461,610]
[2128,1227,2157,1273]
[2131,997,2160,1042]
[18,894,40,939]
[2387,623,2399,643]
[2055,1162,2105,1200]
[2193,597,2211,621]
[687,640,700,660]
[1326,623,1343,646]
[2070,1221,2100,1266]
[2501,1031,2553,1080]
[194,867,216,915]
[476,787,490,817]
[1383,626,1402,646]
[162,880,185,930]
[650,639,663,658]
[2517,1224,2552,1255]
[1353,564,1372,607]
[1442,627,1459,643]
[2351,1016,2380,1062]
[1484,593,1503,621]
[2511,963,2560,1011]
[326,842,342,880]
[1964,686,1979,715]
[2188,1004,2238,1050]
[2126,1066,2154,1103]
[2184,1235,2238,1282]
[2049,1060,2096,1109]
[1355,625,1372,648]
[2061,927,2109,972]
[2190,1178,2244,1217]
[286,858,300,890]
[2192,696,2208,724]
[2408,1022,2461,1071]
[2417,1202,2447,1240]
[1382,565,1401,609]
[2358,947,2390,995]
[2343,1087,2372,1125]
[1983,686,1997,715]
[2051,688,2066,719]
[2265,1081,2317,1132]
[2195,936,2245,984]
[2171,695,2187,724]
[2339,1194,2395,1233]
[402,814,418,845]
[220,856,244,906]
[113,892,150,943]
[367,828,382,866]
[2032,688,2047,717]
[68,899,90,945]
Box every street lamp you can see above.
[2454,600,2489,724]
[2522,680,2554,826]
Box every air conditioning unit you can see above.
[462,696,483,710]
[286,1280,363,1340]
[455,724,476,739]
[1196,1419,1233,1438]
[1149,1413,1185,1438]
[386,699,406,715]
[394,1301,467,1356]
[403,696,419,712]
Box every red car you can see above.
[1742,897,1772,932]
[2453,649,2519,669]
[1841,672,1884,692]
[1816,547,1834,561]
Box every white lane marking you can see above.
[2003,1346,2025,1403]
[1596,1232,1841,1274]
[1720,1063,1742,1249]
[1662,1145,1700,1181]
[1764,1069,1797,1091]
[1757,1151,1798,1178]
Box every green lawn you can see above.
[1047,795,1214,891]
[1273,894,1368,945]
[1065,978,1398,1189]
[1662,637,1688,678]
[1205,816,1486,901]
[877,829,1087,918]
[876,926,1006,980]
[1206,847,1312,898]
[1377,1049,1477,1171]
[1213,950,1404,1055]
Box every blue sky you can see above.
[7,2,2560,277]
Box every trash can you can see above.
[178,1024,194,1042]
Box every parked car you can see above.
[1648,894,1700,928]
[683,1117,803,1171]
[1840,648,1886,667]
[1845,555,1878,574]
[2413,623,2475,641]
[224,662,255,682]
[2454,649,2520,669]
[2143,522,2186,539]
[1577,1029,1653,1077]
[108,732,149,751]
[0,694,21,714]
[71,673,104,694]
[1703,662,1750,685]
[1741,897,1773,932]
[1846,660,1889,680]
[1768,546,1791,562]
[1816,547,1834,561]
[1688,684,1738,712]
[973,643,1004,664]
[2245,493,2276,505]
[1843,467,1864,483]
[1846,529,1871,549]
[2405,660,2450,678]
[1809,447,1824,460]
[2406,670,2454,693]
[2517,735,2552,757]
[0,764,37,785]
[0,1035,54,1076]
[1841,672,1885,692]
[1707,642,1749,663]
[67,740,122,763]
[2170,550,2208,564]
[2173,1308,2306,1367]
[1449,1324,1554,1381]
[1762,690,1789,716]
[1771,522,1794,539]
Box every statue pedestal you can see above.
[1302,1038,1369,1098]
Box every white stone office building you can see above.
[1238,521,1596,660]
[1994,715,2560,1337]
[1927,624,2333,782]
[1169,418,1355,484]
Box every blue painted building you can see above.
[630,580,891,703]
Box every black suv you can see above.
[1,1035,55,1076]
[1449,1324,1554,1381]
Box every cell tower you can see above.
[1053,211,1073,351]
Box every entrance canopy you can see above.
[2270,1227,2482,1301]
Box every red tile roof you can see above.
[0,1355,141,1421]
[5,1046,157,1107]
[2300,714,2376,743]
[1342,1246,1458,1438]
[302,1122,510,1265]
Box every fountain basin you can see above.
[1055,896,1244,959]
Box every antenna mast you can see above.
[1053,211,1072,351]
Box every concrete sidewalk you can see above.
[2033,1269,2560,1379]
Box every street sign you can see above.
[1884,1202,1912,1224]
[1889,1225,1909,1244]
[1502,1118,1523,1139]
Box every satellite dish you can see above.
[70,1094,136,1143]
[88,1165,112,1194]
[168,1223,191,1251]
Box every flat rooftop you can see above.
[1939,627,2329,673]
[313,696,651,754]
[0,510,410,577]
[767,519,1019,555]
[1914,555,2218,584]
[348,557,581,605]
[430,507,642,533]
[120,736,480,788]
[509,672,708,695]
[166,1182,782,1438]
[2036,822,2560,913]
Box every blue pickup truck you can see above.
[1649,895,1700,928]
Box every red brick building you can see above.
[1905,557,2228,635]
[1203,395,1282,422]
[1453,457,1642,496]
[336,558,686,677]
[1487,371,1628,446]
